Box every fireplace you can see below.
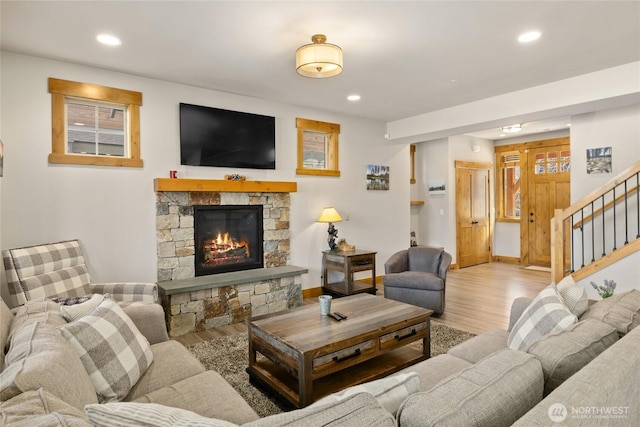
[194,205,264,276]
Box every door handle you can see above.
[529,219,535,223]
[471,220,478,225]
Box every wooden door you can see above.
[456,162,492,268]
[526,145,571,266]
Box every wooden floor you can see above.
[172,262,551,346]
[434,262,550,334]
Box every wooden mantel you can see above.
[154,178,297,193]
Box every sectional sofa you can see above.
[0,297,260,425]
[1,286,639,426]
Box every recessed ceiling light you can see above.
[518,31,541,43]
[347,94,361,101]
[566,123,571,127]
[502,124,522,133]
[450,78,460,83]
[96,34,122,46]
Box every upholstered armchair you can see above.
[2,239,157,308]
[382,246,452,314]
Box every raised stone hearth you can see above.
[154,178,305,336]
[158,266,306,336]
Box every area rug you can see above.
[187,322,475,418]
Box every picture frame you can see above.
[428,179,446,195]
[586,147,612,174]
[366,164,389,190]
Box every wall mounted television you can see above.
[179,103,276,169]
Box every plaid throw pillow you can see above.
[57,295,153,403]
[508,283,577,351]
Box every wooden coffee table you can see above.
[247,294,432,408]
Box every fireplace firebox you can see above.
[194,205,264,276]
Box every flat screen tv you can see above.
[179,103,276,169]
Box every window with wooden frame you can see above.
[296,118,340,177]
[48,78,143,167]
[496,150,521,221]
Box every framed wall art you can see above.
[428,179,446,195]
[366,164,389,190]
[586,147,612,174]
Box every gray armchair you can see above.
[382,246,452,314]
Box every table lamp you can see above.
[317,207,343,251]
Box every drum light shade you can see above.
[296,34,343,78]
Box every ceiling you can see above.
[2,1,639,139]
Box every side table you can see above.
[322,249,377,296]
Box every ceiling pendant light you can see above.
[296,34,343,78]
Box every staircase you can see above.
[551,160,640,282]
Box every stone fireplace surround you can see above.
[154,178,306,336]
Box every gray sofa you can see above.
[0,297,260,426]
[2,290,638,426]
[393,290,640,426]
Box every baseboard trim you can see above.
[357,276,383,285]
[492,256,521,264]
[302,287,323,299]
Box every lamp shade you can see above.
[296,34,343,78]
[317,207,343,223]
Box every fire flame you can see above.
[204,232,250,257]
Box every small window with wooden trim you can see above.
[48,78,143,168]
[497,150,521,221]
[296,118,340,177]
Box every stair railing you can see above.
[551,160,640,283]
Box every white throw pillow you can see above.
[57,295,153,403]
[508,283,578,351]
[311,371,420,416]
[556,275,589,317]
[60,293,105,322]
[85,402,239,427]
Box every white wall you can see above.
[0,52,409,292]
[570,105,640,200]
[2,51,637,299]
[412,135,493,262]
[569,104,640,298]
[409,106,640,274]
[412,138,448,248]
